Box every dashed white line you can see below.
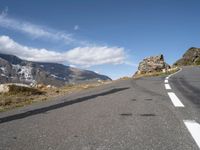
[168,92,184,107]
[165,79,168,83]
[184,120,200,149]
[165,84,171,90]
[165,68,200,149]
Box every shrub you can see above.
[7,85,45,96]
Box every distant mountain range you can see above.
[174,47,200,66]
[0,53,111,86]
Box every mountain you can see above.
[0,53,111,86]
[174,47,200,66]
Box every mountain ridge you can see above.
[174,47,200,66]
[0,53,111,87]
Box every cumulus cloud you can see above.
[0,35,126,67]
[0,9,128,67]
[66,46,125,66]
[0,11,84,46]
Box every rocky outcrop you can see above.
[0,53,111,87]
[174,47,200,66]
[0,83,30,93]
[0,84,9,93]
[135,54,170,75]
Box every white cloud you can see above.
[66,46,125,66]
[0,35,126,67]
[74,25,79,31]
[0,9,129,68]
[0,12,83,46]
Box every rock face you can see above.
[0,84,9,93]
[135,54,170,75]
[0,83,30,93]
[174,47,200,66]
[0,53,111,87]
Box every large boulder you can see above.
[0,83,44,95]
[0,83,30,93]
[174,47,200,66]
[135,54,170,75]
[0,84,10,93]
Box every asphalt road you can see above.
[0,66,200,150]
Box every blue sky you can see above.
[0,0,200,79]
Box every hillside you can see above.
[0,53,111,86]
[174,47,200,66]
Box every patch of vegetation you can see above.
[0,81,111,112]
[0,94,40,112]
[118,77,131,80]
[7,85,45,96]
[195,57,200,65]
[133,68,180,79]
[0,85,46,112]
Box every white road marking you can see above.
[165,84,171,90]
[168,68,183,79]
[184,120,200,149]
[165,68,182,82]
[168,92,184,107]
[165,68,200,148]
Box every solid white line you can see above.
[168,92,184,107]
[165,84,171,90]
[168,68,183,79]
[165,80,168,83]
[184,120,200,149]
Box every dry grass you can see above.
[0,81,111,112]
[7,85,45,95]
[0,85,46,112]
[118,76,132,80]
[133,67,180,79]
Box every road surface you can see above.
[0,66,200,150]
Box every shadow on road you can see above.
[0,87,129,124]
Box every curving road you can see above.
[0,66,200,150]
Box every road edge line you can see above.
[167,68,182,79]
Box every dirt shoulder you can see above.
[0,81,112,112]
